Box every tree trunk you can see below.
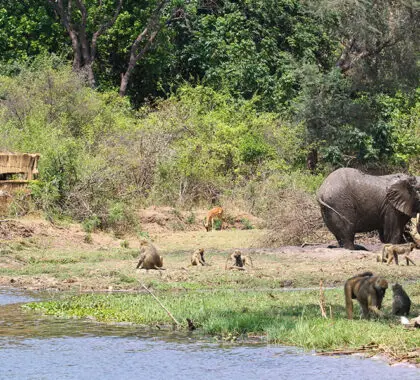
[48,0,122,89]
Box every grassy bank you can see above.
[26,285,420,364]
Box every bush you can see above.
[262,188,324,247]
[0,59,315,232]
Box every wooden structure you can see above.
[0,152,40,180]
[0,152,40,215]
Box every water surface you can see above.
[0,288,418,380]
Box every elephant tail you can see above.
[317,197,354,226]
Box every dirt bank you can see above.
[0,211,419,293]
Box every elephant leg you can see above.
[321,206,355,249]
[332,231,355,250]
[342,236,356,250]
[378,229,385,243]
[383,216,409,244]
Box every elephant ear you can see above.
[386,177,418,216]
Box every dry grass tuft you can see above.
[261,189,324,247]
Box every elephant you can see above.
[317,168,420,250]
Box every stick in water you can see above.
[140,283,180,326]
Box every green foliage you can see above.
[377,91,420,167]
[175,0,336,112]
[186,212,196,225]
[240,218,253,230]
[0,57,141,230]
[0,0,417,177]
[82,216,101,234]
[309,0,419,92]
[0,1,66,63]
[84,233,93,244]
[137,231,150,240]
[0,49,418,230]
[141,84,306,205]
[296,63,420,168]
[120,240,130,249]
[212,219,222,231]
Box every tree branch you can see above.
[91,0,123,61]
[119,0,169,96]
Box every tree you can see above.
[119,0,169,96]
[47,0,123,87]
[0,0,65,64]
[308,0,419,89]
[168,0,336,112]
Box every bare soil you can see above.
[0,208,419,295]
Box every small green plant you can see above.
[137,230,150,239]
[186,211,196,224]
[84,233,93,244]
[120,240,129,248]
[82,216,101,233]
[213,219,222,230]
[241,218,254,230]
[116,274,137,284]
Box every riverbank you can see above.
[26,285,420,367]
[0,216,419,366]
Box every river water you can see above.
[0,288,418,380]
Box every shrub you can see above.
[262,189,324,247]
[240,218,253,230]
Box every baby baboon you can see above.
[392,283,411,316]
[191,248,208,266]
[344,272,388,319]
[242,255,253,267]
[135,240,165,270]
[381,243,416,266]
[225,250,253,270]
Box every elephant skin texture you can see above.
[317,168,420,250]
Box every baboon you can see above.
[204,206,224,232]
[381,243,416,266]
[190,248,208,266]
[225,250,253,270]
[392,283,411,316]
[344,272,388,319]
[135,240,165,270]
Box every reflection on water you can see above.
[0,288,418,380]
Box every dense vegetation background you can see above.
[0,0,419,238]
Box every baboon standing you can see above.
[381,243,416,265]
[344,272,388,319]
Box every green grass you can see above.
[26,285,420,360]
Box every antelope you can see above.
[204,207,224,232]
